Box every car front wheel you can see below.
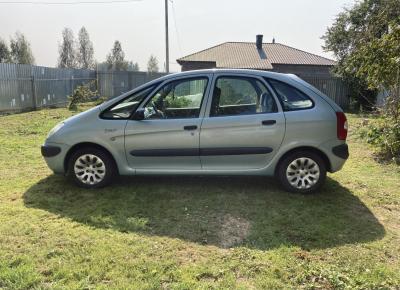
[67,147,116,188]
[277,151,326,194]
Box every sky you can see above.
[0,0,355,72]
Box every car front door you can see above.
[199,74,286,170]
[125,75,212,170]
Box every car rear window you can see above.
[266,79,313,111]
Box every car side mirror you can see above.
[131,108,145,120]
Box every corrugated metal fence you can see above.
[0,63,96,113]
[302,76,349,109]
[0,63,167,113]
[0,63,349,113]
[97,71,166,99]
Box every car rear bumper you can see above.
[316,139,349,173]
[332,144,349,160]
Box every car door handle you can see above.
[184,125,198,131]
[262,120,277,126]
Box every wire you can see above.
[0,0,142,4]
[169,0,183,56]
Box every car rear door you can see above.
[199,73,286,170]
[125,74,212,170]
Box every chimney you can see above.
[272,37,275,44]
[256,34,263,49]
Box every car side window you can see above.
[210,77,277,117]
[267,79,313,111]
[143,78,208,119]
[101,85,156,119]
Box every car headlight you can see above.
[47,122,65,139]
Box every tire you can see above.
[277,151,326,194]
[67,147,117,189]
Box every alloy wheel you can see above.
[74,154,106,185]
[286,157,320,190]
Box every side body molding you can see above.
[130,147,273,157]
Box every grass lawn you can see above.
[0,107,399,289]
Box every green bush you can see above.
[165,95,191,108]
[364,120,400,161]
[68,81,98,110]
[359,95,400,163]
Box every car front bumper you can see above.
[41,142,71,174]
[41,145,61,157]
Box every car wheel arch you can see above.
[275,146,332,176]
[64,142,119,174]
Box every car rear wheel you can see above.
[277,151,326,194]
[67,147,116,188]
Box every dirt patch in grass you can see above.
[218,214,251,248]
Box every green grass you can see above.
[0,108,399,289]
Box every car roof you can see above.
[144,69,296,87]
[165,68,291,79]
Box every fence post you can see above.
[96,65,99,96]
[70,75,74,97]
[111,71,114,98]
[31,75,37,110]
[128,71,133,91]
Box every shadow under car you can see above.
[23,175,385,250]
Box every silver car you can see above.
[42,69,349,193]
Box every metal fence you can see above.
[0,63,96,113]
[0,63,349,113]
[0,63,167,113]
[97,71,167,99]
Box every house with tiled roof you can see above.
[177,35,335,79]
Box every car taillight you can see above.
[336,112,348,140]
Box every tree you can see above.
[127,61,139,71]
[58,28,76,68]
[0,38,10,63]
[9,32,35,64]
[76,27,95,69]
[147,55,159,73]
[324,0,400,160]
[323,0,400,110]
[106,40,128,71]
[354,24,400,160]
[348,24,400,91]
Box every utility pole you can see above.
[165,0,169,73]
